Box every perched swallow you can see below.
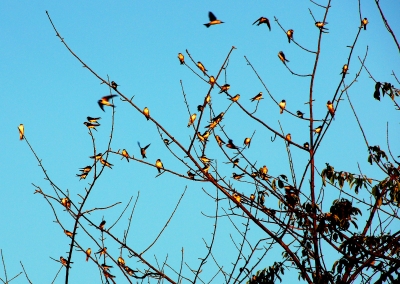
[86,248,91,261]
[102,263,113,271]
[285,133,291,142]
[76,172,88,180]
[209,76,215,87]
[229,94,240,102]
[197,132,206,142]
[201,164,210,174]
[121,149,130,162]
[215,135,225,146]
[252,17,271,30]
[279,100,286,114]
[212,112,225,122]
[111,81,119,90]
[100,158,113,168]
[327,101,335,117]
[83,122,100,131]
[98,95,117,112]
[315,21,328,30]
[232,158,239,167]
[138,142,151,158]
[99,220,106,230]
[60,256,69,267]
[250,92,263,102]
[156,159,163,173]
[296,111,304,118]
[204,93,211,104]
[226,139,239,150]
[90,153,102,160]
[259,165,268,177]
[205,120,218,130]
[197,105,204,112]
[61,197,71,209]
[95,247,107,255]
[187,171,195,179]
[232,193,242,203]
[314,125,322,134]
[87,116,101,123]
[18,124,24,140]
[103,271,115,279]
[250,194,255,202]
[200,155,213,164]
[178,53,185,65]
[124,266,136,276]
[118,256,125,266]
[219,84,230,94]
[64,229,73,237]
[197,61,208,75]
[143,107,150,120]
[163,138,171,146]
[80,166,92,173]
[303,142,309,149]
[204,11,224,28]
[244,137,251,147]
[278,51,289,63]
[361,18,368,30]
[340,64,348,75]
[251,172,258,178]
[188,113,197,127]
[202,131,210,140]
[286,29,294,43]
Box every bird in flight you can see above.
[98,95,117,112]
[204,12,224,28]
[252,17,271,31]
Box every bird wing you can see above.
[252,17,261,25]
[98,101,105,111]
[208,11,217,21]
[144,143,151,150]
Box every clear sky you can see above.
[1,1,399,283]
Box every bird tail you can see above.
[204,23,211,28]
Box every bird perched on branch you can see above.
[178,53,185,64]
[361,18,368,30]
[327,101,335,118]
[219,84,230,94]
[18,124,24,140]
[250,92,263,102]
[121,149,130,162]
[143,107,150,120]
[286,29,294,43]
[156,159,164,173]
[278,51,289,63]
[279,100,286,114]
[204,12,224,28]
[252,17,271,31]
[187,114,197,127]
[197,61,208,75]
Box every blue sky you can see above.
[1,1,399,283]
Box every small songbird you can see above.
[279,100,286,114]
[178,53,185,64]
[244,137,251,147]
[138,142,151,159]
[197,105,204,112]
[233,173,244,180]
[163,138,171,146]
[187,171,195,179]
[204,11,224,28]
[197,61,208,75]
[232,158,239,167]
[303,142,309,149]
[111,81,119,90]
[229,94,240,102]
[18,124,24,140]
[95,247,107,256]
[202,131,210,140]
[143,107,150,120]
[156,159,163,173]
[226,139,239,150]
[361,18,368,30]
[326,101,335,117]
[87,116,101,123]
[60,256,69,267]
[102,263,113,271]
[204,93,211,104]
[285,133,291,142]
[187,113,197,127]
[90,153,102,160]
[340,64,348,75]
[85,248,91,261]
[278,51,289,63]
[124,266,136,276]
[197,132,206,142]
[98,95,117,111]
[118,256,125,266]
[215,135,225,146]
[250,194,255,202]
[100,158,113,168]
[103,271,115,279]
[314,125,322,134]
[121,149,130,162]
[259,165,268,177]
[200,155,213,164]
[286,29,294,43]
[209,76,215,87]
[252,17,271,31]
[219,84,230,94]
[80,166,92,173]
[232,193,241,203]
[64,229,73,237]
[296,111,304,118]
[250,92,263,102]
[83,122,100,131]
[201,164,210,174]
[76,172,88,180]
[61,197,71,209]
[99,220,106,230]
[212,112,224,123]
[315,21,328,31]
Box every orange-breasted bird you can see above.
[60,256,71,267]
[226,139,239,150]
[90,153,102,160]
[285,133,291,142]
[111,81,118,90]
[315,21,328,31]
[250,194,255,202]
[229,94,240,102]
[18,124,24,140]
[314,125,322,134]
[83,122,100,131]
[121,149,130,162]
[61,197,71,209]
[232,193,242,204]
[361,18,368,30]
[85,248,91,261]
[286,29,294,43]
[156,159,163,173]
[64,229,73,237]
[204,12,224,28]
[138,142,151,159]
[253,17,271,30]
[80,166,92,173]
[279,100,286,114]
[143,107,150,120]
[99,220,106,230]
[209,76,215,87]
[118,256,125,266]
[340,64,348,75]
[76,172,88,180]
[200,155,213,164]
[278,51,289,63]
[87,116,101,123]
[219,84,230,94]
[103,271,115,279]
[98,95,117,112]
[102,263,113,271]
[327,100,335,117]
[188,113,197,127]
[100,158,113,168]
[215,135,225,146]
[95,247,107,256]
[250,92,263,102]
[178,53,185,64]
[197,62,208,75]
[244,137,251,147]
